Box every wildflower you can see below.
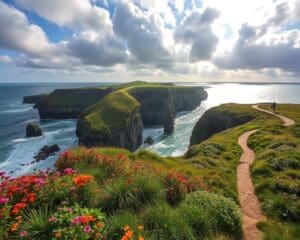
[48,216,56,222]
[138,236,144,240]
[11,203,26,215]
[54,231,61,238]
[84,225,92,233]
[63,168,75,175]
[20,231,27,237]
[124,225,130,231]
[0,197,9,205]
[137,225,143,230]
[73,175,94,187]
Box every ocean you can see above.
[1,82,300,176]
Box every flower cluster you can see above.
[121,225,144,240]
[73,174,94,187]
[49,205,106,239]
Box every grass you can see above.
[183,103,300,239]
[78,90,140,135]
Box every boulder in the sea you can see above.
[34,144,60,161]
[144,136,154,145]
[26,123,43,137]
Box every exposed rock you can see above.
[144,136,154,145]
[26,123,43,137]
[34,144,60,161]
[23,94,48,106]
[190,105,256,146]
[77,111,143,151]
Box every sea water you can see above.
[0,82,300,176]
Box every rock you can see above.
[189,105,256,146]
[26,123,43,137]
[144,136,154,145]
[34,144,60,161]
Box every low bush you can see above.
[181,191,242,237]
[142,201,195,240]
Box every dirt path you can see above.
[237,105,295,240]
[252,105,295,126]
[237,129,264,240]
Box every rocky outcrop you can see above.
[23,94,48,106]
[26,87,112,119]
[130,87,207,135]
[77,111,143,151]
[144,136,154,145]
[190,105,256,146]
[26,123,43,137]
[34,144,60,161]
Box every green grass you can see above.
[79,90,140,135]
[183,103,300,239]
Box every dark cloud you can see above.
[112,1,172,67]
[174,7,220,61]
[67,35,127,67]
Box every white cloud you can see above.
[0,2,55,58]
[14,0,112,31]
[0,55,13,64]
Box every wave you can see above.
[2,107,33,114]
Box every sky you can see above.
[0,0,300,82]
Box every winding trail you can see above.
[237,105,295,240]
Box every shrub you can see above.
[48,205,106,239]
[106,211,140,239]
[142,201,195,240]
[18,207,54,239]
[182,191,242,236]
[177,203,211,237]
[99,175,164,213]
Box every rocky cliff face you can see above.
[77,110,143,151]
[190,106,255,146]
[26,88,112,119]
[130,87,207,135]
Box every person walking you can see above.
[271,101,277,113]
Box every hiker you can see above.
[271,101,277,113]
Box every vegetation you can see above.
[78,90,140,135]
[2,102,299,239]
[184,103,300,239]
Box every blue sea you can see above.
[1,82,300,176]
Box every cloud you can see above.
[175,7,220,61]
[0,2,55,58]
[67,33,127,66]
[214,25,300,73]
[0,55,13,64]
[13,0,112,31]
[112,1,173,67]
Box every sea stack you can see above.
[26,123,43,137]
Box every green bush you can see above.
[176,203,211,237]
[106,211,140,239]
[182,191,242,236]
[99,175,164,213]
[18,207,54,239]
[142,201,195,240]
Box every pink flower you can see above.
[48,216,55,222]
[63,168,75,175]
[70,186,76,192]
[20,231,27,237]
[0,197,9,205]
[84,225,92,233]
[71,216,81,225]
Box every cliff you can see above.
[23,81,207,151]
[189,104,257,146]
[130,86,207,135]
[28,87,112,119]
[76,90,143,151]
[23,94,48,107]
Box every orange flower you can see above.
[73,175,94,186]
[137,225,143,230]
[138,236,144,240]
[123,225,130,231]
[125,230,133,238]
[55,231,61,238]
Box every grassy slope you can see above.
[183,103,300,239]
[44,87,110,108]
[79,90,140,135]
[249,104,300,239]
